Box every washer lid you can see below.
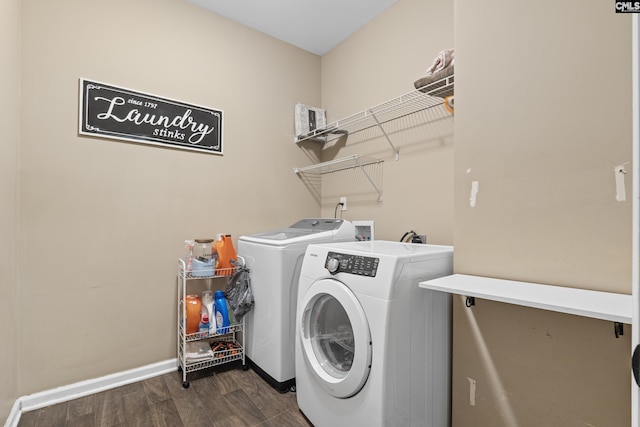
[299,278,372,398]
[240,219,353,246]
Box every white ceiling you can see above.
[188,0,399,56]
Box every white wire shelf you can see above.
[293,154,382,175]
[179,321,243,342]
[293,74,454,147]
[178,256,245,279]
[292,75,452,203]
[180,266,237,279]
[180,338,244,372]
[293,154,384,202]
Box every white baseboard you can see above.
[4,358,177,427]
[4,399,21,427]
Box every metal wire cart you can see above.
[177,256,248,388]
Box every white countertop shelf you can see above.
[419,274,632,324]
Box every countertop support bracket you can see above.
[614,321,624,338]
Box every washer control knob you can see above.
[326,258,340,274]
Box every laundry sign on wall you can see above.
[79,79,223,154]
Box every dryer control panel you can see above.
[325,252,379,277]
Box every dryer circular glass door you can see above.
[299,278,372,398]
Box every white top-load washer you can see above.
[238,218,355,392]
[295,241,453,426]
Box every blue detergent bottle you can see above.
[214,290,230,334]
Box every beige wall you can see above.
[0,0,20,421]
[17,0,320,396]
[453,0,632,425]
[317,0,455,244]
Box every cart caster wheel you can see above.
[290,385,296,393]
[242,364,249,371]
[182,382,190,389]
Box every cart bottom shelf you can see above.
[178,358,248,388]
[181,351,244,373]
[178,336,246,388]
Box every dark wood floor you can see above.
[18,364,313,427]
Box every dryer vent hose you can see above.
[400,230,425,244]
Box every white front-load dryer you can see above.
[295,241,453,426]
[238,218,355,392]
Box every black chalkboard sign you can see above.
[79,79,223,154]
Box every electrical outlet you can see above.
[340,196,347,211]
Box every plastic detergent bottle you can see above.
[201,290,215,334]
[214,290,230,334]
[198,312,210,338]
[214,234,236,276]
